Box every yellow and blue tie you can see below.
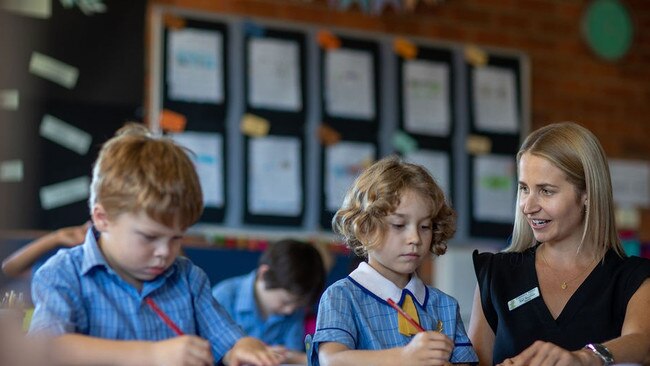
[397,293,421,336]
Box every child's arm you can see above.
[1,222,89,277]
[48,333,214,366]
[318,331,453,366]
[222,336,282,366]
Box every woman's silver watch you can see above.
[584,343,614,366]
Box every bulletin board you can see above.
[396,44,455,205]
[318,34,381,229]
[0,1,145,230]
[242,26,308,226]
[147,5,530,244]
[38,102,139,230]
[161,18,229,223]
[466,54,525,239]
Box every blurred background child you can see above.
[2,222,89,278]
[213,238,326,365]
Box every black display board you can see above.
[319,35,381,229]
[161,18,229,223]
[0,1,146,230]
[242,26,307,226]
[396,45,455,205]
[466,55,523,239]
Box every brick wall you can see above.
[152,0,650,240]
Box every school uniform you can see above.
[212,270,306,351]
[310,262,478,365]
[29,227,245,361]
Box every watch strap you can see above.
[584,343,614,366]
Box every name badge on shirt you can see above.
[508,287,540,311]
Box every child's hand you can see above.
[267,345,289,362]
[224,337,283,366]
[268,345,307,365]
[152,335,213,366]
[400,331,453,366]
[56,222,90,247]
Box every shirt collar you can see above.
[80,226,110,275]
[349,261,427,307]
[234,270,259,314]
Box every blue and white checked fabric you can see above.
[309,265,478,365]
[29,227,245,361]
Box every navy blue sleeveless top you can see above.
[473,246,650,364]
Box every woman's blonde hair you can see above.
[332,155,455,257]
[506,122,623,258]
[89,123,203,230]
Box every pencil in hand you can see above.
[386,298,425,332]
[145,297,184,336]
[386,298,445,333]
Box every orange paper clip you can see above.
[163,14,186,30]
[160,109,187,133]
[317,30,341,50]
[318,124,341,146]
[394,37,418,60]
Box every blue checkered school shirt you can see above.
[29,227,245,361]
[212,270,306,351]
[309,264,478,365]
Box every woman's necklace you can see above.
[539,245,596,290]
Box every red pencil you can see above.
[386,298,425,332]
[145,297,184,336]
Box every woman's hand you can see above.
[498,341,598,366]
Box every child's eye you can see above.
[421,225,432,230]
[142,234,157,241]
[391,223,405,229]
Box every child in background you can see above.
[213,239,326,365]
[28,123,281,366]
[2,222,89,277]
[310,156,478,365]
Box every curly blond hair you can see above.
[332,156,455,257]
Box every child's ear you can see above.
[92,204,110,231]
[257,264,270,278]
[256,264,271,287]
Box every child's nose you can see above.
[407,227,422,245]
[154,242,171,257]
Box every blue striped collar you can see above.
[80,226,110,275]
